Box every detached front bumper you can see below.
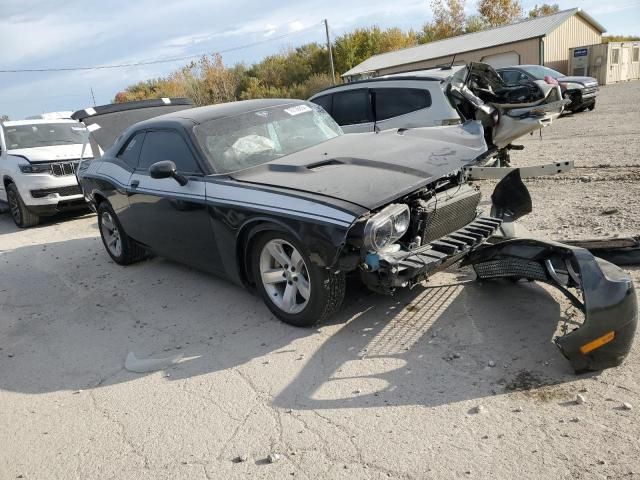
[462,239,637,372]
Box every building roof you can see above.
[342,8,606,77]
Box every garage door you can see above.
[482,51,520,69]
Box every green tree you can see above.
[528,3,560,17]
[418,0,467,43]
[603,35,640,43]
[464,15,488,33]
[478,0,522,27]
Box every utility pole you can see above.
[90,87,96,106]
[324,19,336,85]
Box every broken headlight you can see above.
[363,204,410,252]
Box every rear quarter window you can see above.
[372,88,432,121]
[311,94,333,115]
[331,89,372,125]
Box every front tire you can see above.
[97,202,146,265]
[251,231,345,327]
[6,183,39,228]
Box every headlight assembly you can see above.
[363,203,410,252]
[19,163,51,174]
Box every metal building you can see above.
[342,8,606,81]
[569,42,640,84]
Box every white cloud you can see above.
[288,21,305,32]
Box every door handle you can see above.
[131,180,139,188]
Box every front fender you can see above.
[462,238,638,372]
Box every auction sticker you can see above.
[284,105,312,116]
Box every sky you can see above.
[1,0,639,119]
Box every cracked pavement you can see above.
[1,82,639,479]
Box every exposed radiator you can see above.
[410,185,481,243]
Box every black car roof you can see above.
[71,98,193,121]
[148,98,309,125]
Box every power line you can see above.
[0,22,322,73]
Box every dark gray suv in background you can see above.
[497,64,598,113]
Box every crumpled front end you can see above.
[462,239,638,372]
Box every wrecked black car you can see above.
[72,98,637,373]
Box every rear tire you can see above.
[7,183,39,228]
[251,231,345,327]
[587,102,596,111]
[97,202,146,265]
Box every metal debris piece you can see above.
[124,351,182,373]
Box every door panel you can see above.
[126,174,222,272]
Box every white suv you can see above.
[0,119,90,227]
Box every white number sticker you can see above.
[284,105,312,116]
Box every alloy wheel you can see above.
[259,239,311,314]
[100,212,122,257]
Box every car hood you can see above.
[230,121,487,211]
[558,76,598,86]
[7,144,88,163]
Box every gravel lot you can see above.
[1,81,639,480]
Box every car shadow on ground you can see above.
[0,209,93,233]
[0,235,586,409]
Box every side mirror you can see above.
[149,160,188,186]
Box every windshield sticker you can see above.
[84,107,96,116]
[161,97,171,104]
[284,105,312,116]
[86,123,101,132]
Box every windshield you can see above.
[194,103,342,174]
[520,65,564,79]
[3,123,87,150]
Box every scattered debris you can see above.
[621,402,633,411]
[488,360,496,368]
[469,405,485,414]
[570,417,580,423]
[72,390,83,395]
[575,394,587,405]
[124,351,182,373]
[601,208,619,215]
[267,453,281,463]
[232,455,248,463]
[452,352,461,359]
[514,406,524,413]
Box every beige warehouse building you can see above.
[342,8,606,81]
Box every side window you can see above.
[633,47,639,63]
[311,94,333,115]
[116,132,144,169]
[611,48,620,64]
[138,130,200,174]
[372,88,432,121]
[499,70,521,85]
[331,89,372,125]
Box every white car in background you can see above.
[0,119,90,227]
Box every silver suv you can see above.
[309,63,567,157]
[309,77,461,133]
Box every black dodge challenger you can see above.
[72,98,637,373]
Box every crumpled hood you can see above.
[230,121,487,210]
[558,76,598,86]
[7,144,88,163]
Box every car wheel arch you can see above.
[236,218,302,288]
[3,175,14,188]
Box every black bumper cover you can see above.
[462,239,638,372]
